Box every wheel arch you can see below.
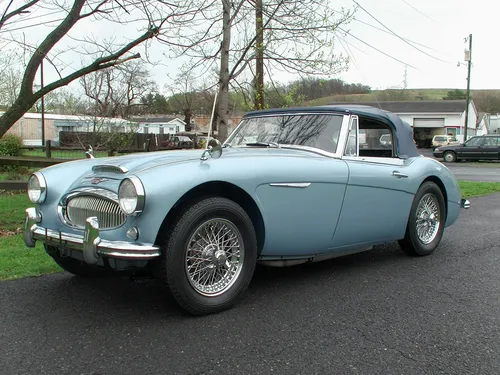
[421,175,448,218]
[155,181,266,255]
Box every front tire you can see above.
[398,182,446,257]
[160,197,257,315]
[443,151,456,163]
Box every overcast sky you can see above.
[334,0,492,90]
[2,0,496,94]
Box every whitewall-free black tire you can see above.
[160,197,257,315]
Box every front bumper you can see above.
[24,207,160,265]
[433,151,444,158]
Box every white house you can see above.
[337,100,478,146]
[482,114,500,134]
[130,116,186,135]
[2,112,137,146]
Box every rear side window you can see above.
[484,137,499,147]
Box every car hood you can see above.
[94,147,320,173]
[67,146,321,192]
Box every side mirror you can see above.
[200,138,223,161]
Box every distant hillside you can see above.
[303,88,500,109]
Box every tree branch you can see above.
[0,0,41,31]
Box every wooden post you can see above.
[45,140,51,158]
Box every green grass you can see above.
[302,88,500,106]
[458,181,500,198]
[0,236,61,280]
[0,193,31,231]
[0,179,499,281]
[20,149,109,159]
[0,192,62,280]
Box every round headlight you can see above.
[27,172,47,203]
[118,176,145,216]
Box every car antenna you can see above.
[200,89,223,161]
[205,90,218,150]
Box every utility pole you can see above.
[254,0,264,110]
[464,34,472,142]
[40,58,45,149]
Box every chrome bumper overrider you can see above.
[461,199,471,209]
[24,207,160,265]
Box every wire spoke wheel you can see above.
[185,218,245,296]
[415,193,441,245]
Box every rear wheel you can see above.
[443,151,456,163]
[159,197,257,315]
[398,182,446,257]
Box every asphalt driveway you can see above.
[1,194,500,375]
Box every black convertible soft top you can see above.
[243,105,420,158]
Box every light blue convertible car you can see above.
[24,105,470,315]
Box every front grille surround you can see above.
[60,191,127,230]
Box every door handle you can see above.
[392,171,408,179]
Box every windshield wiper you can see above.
[245,141,279,148]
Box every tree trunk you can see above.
[254,0,264,110]
[0,95,36,136]
[184,109,192,131]
[217,0,232,141]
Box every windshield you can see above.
[225,113,344,154]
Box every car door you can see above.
[457,136,484,160]
[331,116,414,248]
[481,136,499,160]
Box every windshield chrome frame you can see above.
[223,112,352,159]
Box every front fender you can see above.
[131,158,262,245]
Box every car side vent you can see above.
[92,165,128,174]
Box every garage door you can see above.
[413,118,445,128]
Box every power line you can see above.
[353,18,447,55]
[337,27,418,69]
[306,4,421,70]
[398,0,447,27]
[352,0,453,64]
[0,17,65,33]
[335,33,384,110]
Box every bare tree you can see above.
[472,91,500,114]
[80,61,155,119]
[0,0,202,137]
[0,51,22,107]
[166,0,354,140]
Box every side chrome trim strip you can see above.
[269,182,311,188]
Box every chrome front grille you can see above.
[65,195,126,229]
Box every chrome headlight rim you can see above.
[28,171,47,204]
[118,176,145,216]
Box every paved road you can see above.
[419,148,500,182]
[2,194,500,375]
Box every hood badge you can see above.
[89,177,109,185]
